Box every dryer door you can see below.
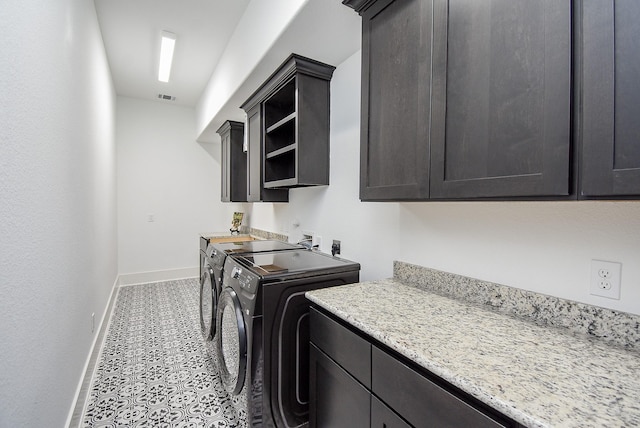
[217,288,247,395]
[200,265,217,340]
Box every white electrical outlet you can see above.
[590,260,622,299]
[301,230,314,248]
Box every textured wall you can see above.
[0,0,117,426]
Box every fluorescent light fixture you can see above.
[158,31,176,82]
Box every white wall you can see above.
[117,97,247,283]
[195,0,360,143]
[250,51,399,282]
[398,201,640,314]
[249,50,640,315]
[0,1,117,426]
[196,0,307,139]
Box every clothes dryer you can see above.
[216,249,360,427]
[199,240,302,343]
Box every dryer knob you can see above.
[232,266,242,279]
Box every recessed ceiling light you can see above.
[158,31,176,83]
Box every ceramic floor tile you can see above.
[82,278,238,427]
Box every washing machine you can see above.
[216,249,360,427]
[199,240,302,343]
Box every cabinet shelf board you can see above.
[265,177,298,188]
[266,112,297,134]
[266,144,296,159]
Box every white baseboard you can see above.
[118,266,199,286]
[66,276,119,428]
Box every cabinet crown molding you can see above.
[215,120,244,135]
[240,53,335,112]
[342,0,378,14]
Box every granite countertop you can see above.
[306,279,640,428]
[201,228,289,243]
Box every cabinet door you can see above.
[309,344,370,428]
[230,124,249,203]
[371,396,412,428]
[430,0,572,199]
[359,0,433,201]
[580,0,640,197]
[217,121,247,202]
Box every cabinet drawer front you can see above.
[310,308,371,387]
[372,346,510,428]
[371,396,412,428]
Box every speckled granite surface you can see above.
[306,280,640,428]
[247,227,288,242]
[394,261,640,350]
[201,228,288,242]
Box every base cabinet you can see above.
[371,396,411,428]
[310,307,520,428]
[309,344,370,428]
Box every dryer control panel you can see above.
[224,259,260,295]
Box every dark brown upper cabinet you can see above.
[241,54,335,197]
[345,0,572,201]
[580,0,640,198]
[243,103,288,202]
[355,0,434,200]
[217,121,247,203]
[429,0,571,199]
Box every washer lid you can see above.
[233,249,360,279]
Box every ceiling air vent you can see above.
[157,93,176,101]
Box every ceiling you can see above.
[94,0,251,107]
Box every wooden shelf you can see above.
[266,112,296,134]
[266,144,296,159]
[265,177,298,188]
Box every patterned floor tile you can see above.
[82,279,239,427]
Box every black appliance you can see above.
[216,249,360,427]
[199,240,302,343]
[199,236,210,280]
